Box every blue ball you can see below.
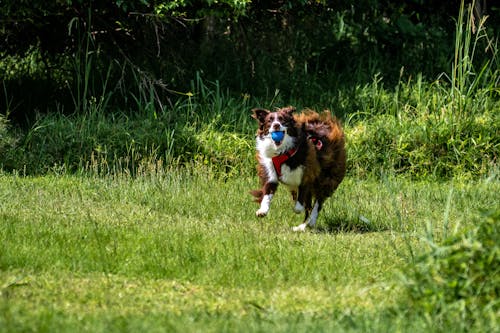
[271,131,285,142]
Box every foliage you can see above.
[0,0,498,179]
[2,71,496,179]
[0,114,18,170]
[0,115,11,151]
[346,84,500,179]
[2,0,498,119]
[347,1,499,180]
[8,76,254,176]
[402,208,499,330]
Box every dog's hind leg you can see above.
[293,185,309,214]
[306,200,322,228]
[290,188,305,214]
[292,200,323,232]
[292,191,315,232]
[293,201,305,214]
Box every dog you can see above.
[250,106,346,231]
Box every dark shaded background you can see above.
[1,0,498,124]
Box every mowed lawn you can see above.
[0,172,497,332]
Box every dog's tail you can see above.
[249,189,264,203]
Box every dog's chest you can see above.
[279,164,304,187]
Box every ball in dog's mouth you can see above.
[271,131,285,145]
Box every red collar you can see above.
[272,148,297,177]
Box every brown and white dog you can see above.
[250,106,346,231]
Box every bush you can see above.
[402,209,500,330]
[345,71,500,179]
[4,0,494,119]
[346,109,499,179]
[13,77,255,176]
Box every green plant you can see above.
[0,114,19,170]
[345,0,499,180]
[402,208,499,330]
[67,9,114,115]
[13,74,257,176]
[449,0,499,123]
[345,80,499,179]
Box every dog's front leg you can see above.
[256,182,278,217]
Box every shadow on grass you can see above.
[316,215,388,234]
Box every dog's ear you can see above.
[251,108,270,122]
[280,106,296,116]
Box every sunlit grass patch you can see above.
[0,270,399,318]
[0,172,498,331]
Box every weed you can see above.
[0,114,19,170]
[401,208,499,331]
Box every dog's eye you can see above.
[278,116,283,121]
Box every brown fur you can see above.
[295,110,346,216]
[295,110,346,191]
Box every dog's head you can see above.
[252,106,297,150]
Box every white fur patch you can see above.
[261,157,278,183]
[280,165,304,187]
[256,133,299,184]
[292,223,308,232]
[256,194,273,217]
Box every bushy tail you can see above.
[249,189,264,203]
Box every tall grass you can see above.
[9,74,254,176]
[451,0,499,120]
[0,1,498,180]
[392,5,500,329]
[3,69,498,178]
[401,208,499,331]
[346,1,498,179]
[67,9,113,115]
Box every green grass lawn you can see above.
[0,172,498,332]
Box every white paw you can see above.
[292,223,308,232]
[256,208,268,217]
[256,194,272,217]
[293,201,305,214]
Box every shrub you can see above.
[346,107,499,179]
[402,209,500,330]
[15,93,255,176]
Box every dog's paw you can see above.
[293,201,305,214]
[256,194,272,217]
[292,223,308,232]
[256,208,268,217]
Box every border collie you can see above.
[250,106,346,231]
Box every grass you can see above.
[0,172,498,332]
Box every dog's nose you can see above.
[273,124,281,130]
